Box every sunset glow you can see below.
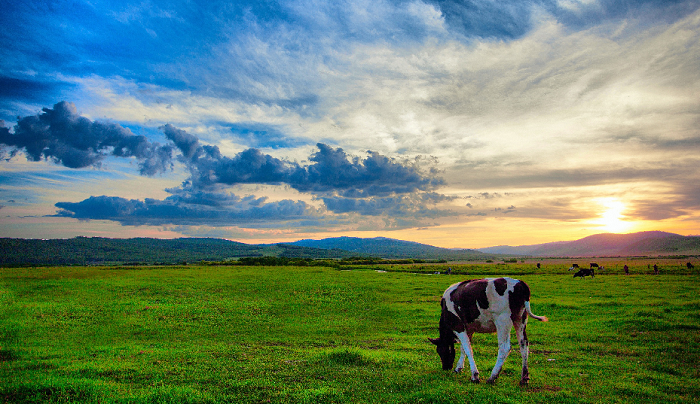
[594,199,633,234]
[1,1,700,248]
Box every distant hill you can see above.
[3,231,698,266]
[287,236,491,260]
[477,231,700,257]
[0,237,361,266]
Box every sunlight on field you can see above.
[1,265,699,403]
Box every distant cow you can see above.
[429,278,549,385]
[687,262,695,270]
[590,263,599,268]
[574,268,594,278]
[568,264,580,271]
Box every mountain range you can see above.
[476,231,700,257]
[1,231,698,266]
[288,236,488,260]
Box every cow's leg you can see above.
[514,319,530,385]
[454,331,479,382]
[487,315,512,384]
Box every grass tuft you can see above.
[325,349,375,366]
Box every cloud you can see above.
[2,102,445,191]
[160,123,445,197]
[427,0,536,40]
[5,2,700,241]
[228,122,310,149]
[0,76,73,106]
[321,191,456,217]
[495,205,517,214]
[543,0,700,30]
[2,102,451,228]
[291,143,444,196]
[54,194,310,227]
[0,101,174,175]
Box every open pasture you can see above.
[377,257,700,276]
[2,265,699,403]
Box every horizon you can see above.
[2,229,696,252]
[2,1,700,249]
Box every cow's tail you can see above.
[525,301,549,322]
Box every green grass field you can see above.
[2,265,699,403]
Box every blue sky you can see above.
[1,0,699,248]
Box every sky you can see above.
[1,0,699,249]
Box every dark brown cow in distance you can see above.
[429,278,548,385]
[574,268,594,278]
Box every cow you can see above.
[687,262,695,270]
[573,268,594,278]
[568,264,580,271]
[429,278,549,385]
[589,263,599,269]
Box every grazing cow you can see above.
[573,268,594,278]
[568,264,580,271]
[589,263,599,269]
[687,262,695,270]
[429,278,549,385]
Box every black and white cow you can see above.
[429,278,548,385]
[568,264,580,271]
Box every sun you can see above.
[595,198,632,233]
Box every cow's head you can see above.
[429,337,455,371]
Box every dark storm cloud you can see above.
[162,122,299,190]
[3,102,449,227]
[50,133,448,226]
[161,124,199,160]
[161,125,443,196]
[0,101,174,175]
[292,144,444,196]
[3,107,442,197]
[54,194,309,226]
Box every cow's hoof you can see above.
[471,377,480,383]
[519,379,529,386]
[486,378,497,385]
[453,367,463,374]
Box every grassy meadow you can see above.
[1,263,699,403]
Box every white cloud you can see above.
[25,4,696,242]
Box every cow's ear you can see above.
[428,337,441,345]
